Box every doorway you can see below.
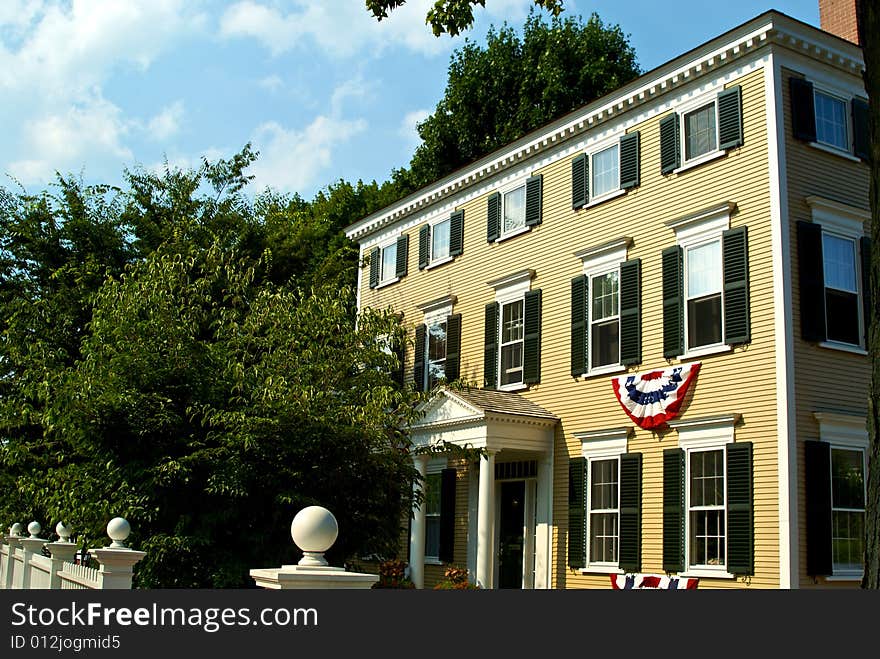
[498,480,526,589]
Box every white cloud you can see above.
[258,74,284,93]
[398,109,430,149]
[147,101,185,141]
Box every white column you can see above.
[476,450,497,589]
[408,454,429,589]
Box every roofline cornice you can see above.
[344,11,864,243]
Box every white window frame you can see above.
[418,296,455,391]
[427,215,453,269]
[489,270,533,392]
[813,87,849,153]
[575,238,630,377]
[675,91,724,172]
[666,204,733,359]
[575,427,630,574]
[375,235,399,288]
[497,177,530,241]
[814,412,868,580]
[669,415,738,580]
[424,457,449,564]
[805,196,868,354]
[801,76,862,162]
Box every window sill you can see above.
[808,141,862,163]
[673,149,726,175]
[424,558,444,566]
[581,188,626,210]
[818,341,867,356]
[498,382,528,393]
[495,226,531,243]
[823,573,863,582]
[679,568,735,580]
[375,277,400,290]
[425,256,454,270]
[579,565,624,575]
[581,364,627,379]
[678,343,732,361]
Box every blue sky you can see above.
[0,1,819,200]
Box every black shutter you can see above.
[413,325,426,392]
[619,452,643,573]
[523,289,542,385]
[797,220,826,342]
[568,458,586,569]
[487,192,501,243]
[723,226,751,345]
[662,246,684,358]
[805,440,832,576]
[391,338,405,387]
[449,210,464,257]
[571,153,589,209]
[525,175,543,226]
[369,247,380,288]
[861,237,872,346]
[718,85,744,150]
[445,313,462,383]
[619,131,641,189]
[663,448,685,573]
[483,303,499,389]
[852,98,870,160]
[570,275,588,377]
[395,234,409,278]
[726,442,754,575]
[418,224,430,269]
[619,258,642,366]
[790,77,817,143]
[660,113,680,174]
[438,468,457,564]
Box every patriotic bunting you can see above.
[610,574,699,590]
[611,363,701,430]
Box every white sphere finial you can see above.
[10,523,23,537]
[106,517,131,548]
[290,506,338,567]
[28,521,41,538]
[56,522,73,543]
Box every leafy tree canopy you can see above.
[366,0,564,36]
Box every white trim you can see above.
[813,411,868,446]
[582,364,626,379]
[823,573,863,582]
[668,414,740,432]
[808,141,861,163]
[680,343,731,360]
[574,237,632,266]
[679,568,736,580]
[677,89,722,167]
[768,51,797,588]
[495,225,531,243]
[804,196,870,233]
[582,188,627,210]
[673,148,727,174]
[375,276,399,290]
[425,255,454,270]
[417,294,457,316]
[665,202,734,242]
[488,269,535,294]
[579,565,624,575]
[818,341,868,356]
[498,382,528,394]
[576,427,630,459]
[497,176,530,240]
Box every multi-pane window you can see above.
[503,185,526,234]
[426,320,447,389]
[500,299,524,386]
[424,472,442,559]
[688,449,726,568]
[591,270,620,368]
[831,447,866,573]
[814,91,848,151]
[822,232,860,346]
[684,102,717,161]
[685,239,723,349]
[432,217,451,262]
[588,458,619,565]
[591,144,620,199]
[380,242,397,283]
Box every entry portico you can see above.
[408,387,558,589]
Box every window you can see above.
[485,270,541,390]
[790,76,869,160]
[806,412,868,579]
[798,197,870,350]
[659,85,742,174]
[414,296,460,392]
[665,416,753,578]
[569,429,642,573]
[424,472,442,559]
[663,203,750,359]
[572,132,640,209]
[368,234,409,289]
[419,210,464,269]
[572,238,641,377]
[487,176,542,243]
[432,218,451,262]
[683,102,717,161]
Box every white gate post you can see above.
[3,524,23,589]
[19,522,48,590]
[46,522,78,590]
[89,518,145,590]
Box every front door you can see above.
[498,480,525,589]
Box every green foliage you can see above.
[433,564,480,589]
[372,558,416,589]
[393,11,640,190]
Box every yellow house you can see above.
[344,9,870,589]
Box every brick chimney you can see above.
[819,0,861,45]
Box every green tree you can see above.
[393,11,640,190]
[366,0,564,36]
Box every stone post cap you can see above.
[106,517,131,549]
[55,522,73,543]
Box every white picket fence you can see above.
[0,518,145,590]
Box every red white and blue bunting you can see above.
[610,574,699,590]
[611,363,701,430]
